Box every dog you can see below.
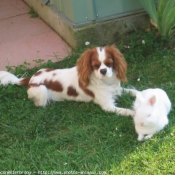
[0,45,134,116]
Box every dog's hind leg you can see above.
[27,85,49,106]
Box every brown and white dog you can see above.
[0,45,134,116]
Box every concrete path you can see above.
[0,0,71,70]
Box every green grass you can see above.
[28,7,38,18]
[1,30,175,175]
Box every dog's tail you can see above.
[0,71,30,86]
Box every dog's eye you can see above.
[105,63,113,67]
[104,58,113,67]
[93,65,100,69]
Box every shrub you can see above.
[139,0,175,37]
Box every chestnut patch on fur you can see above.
[27,80,63,92]
[53,73,56,76]
[27,83,40,90]
[67,86,78,97]
[45,68,54,72]
[105,45,127,82]
[44,80,63,92]
[34,71,42,76]
[91,51,101,70]
[79,81,94,98]
[20,78,30,85]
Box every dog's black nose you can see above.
[100,68,107,75]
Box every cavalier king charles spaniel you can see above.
[0,45,134,116]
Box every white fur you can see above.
[0,71,23,85]
[94,47,113,79]
[0,47,134,117]
[0,68,134,116]
[28,67,93,105]
[97,47,106,62]
[127,88,171,141]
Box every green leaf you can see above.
[161,0,175,35]
[169,28,175,37]
[157,0,167,31]
[139,0,157,24]
[164,7,175,36]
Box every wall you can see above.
[24,0,149,48]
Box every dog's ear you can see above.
[76,48,95,87]
[106,45,127,82]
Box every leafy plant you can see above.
[28,7,38,18]
[6,61,31,74]
[139,0,175,37]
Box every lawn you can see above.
[0,30,175,175]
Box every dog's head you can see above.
[77,45,127,87]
